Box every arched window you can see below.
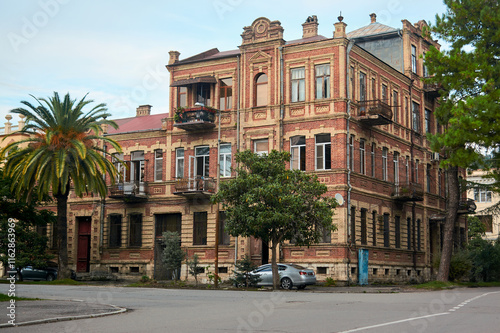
[255,73,268,106]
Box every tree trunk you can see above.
[55,184,71,279]
[271,241,279,290]
[437,166,459,282]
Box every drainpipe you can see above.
[346,40,355,285]
[279,46,285,152]
[409,79,417,270]
[235,54,241,265]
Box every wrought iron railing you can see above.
[392,182,424,201]
[357,99,393,120]
[174,176,216,193]
[109,181,148,198]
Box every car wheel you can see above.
[297,285,306,290]
[46,274,55,281]
[15,273,23,281]
[281,277,293,290]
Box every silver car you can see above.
[251,263,316,289]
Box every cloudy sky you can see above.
[0,0,447,125]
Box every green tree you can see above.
[212,150,337,289]
[0,168,56,276]
[230,255,261,288]
[425,0,500,281]
[161,231,185,281]
[187,254,201,285]
[0,92,121,279]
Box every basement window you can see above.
[130,267,140,274]
[110,267,119,274]
[317,267,328,275]
[218,267,228,274]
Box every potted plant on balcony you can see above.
[174,107,184,123]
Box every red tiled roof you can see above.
[106,113,169,135]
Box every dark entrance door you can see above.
[154,213,182,280]
[76,216,91,273]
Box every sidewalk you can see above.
[1,299,126,328]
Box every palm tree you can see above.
[0,92,122,279]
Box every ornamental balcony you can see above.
[173,176,216,197]
[457,199,477,215]
[392,182,424,202]
[173,106,216,131]
[423,81,442,99]
[356,100,393,126]
[109,181,148,202]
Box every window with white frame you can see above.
[393,90,399,123]
[315,134,331,170]
[219,143,231,177]
[412,102,420,132]
[349,135,354,172]
[290,136,306,170]
[254,139,268,156]
[175,148,184,178]
[154,149,163,182]
[393,151,399,185]
[360,139,366,175]
[195,146,210,177]
[474,188,492,202]
[371,143,376,177]
[315,64,330,99]
[411,45,417,74]
[382,147,388,181]
[425,109,432,133]
[291,67,305,102]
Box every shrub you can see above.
[449,250,472,281]
[230,255,261,288]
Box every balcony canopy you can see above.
[170,76,217,87]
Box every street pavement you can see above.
[1,283,499,332]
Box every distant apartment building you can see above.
[55,14,472,284]
[467,170,499,240]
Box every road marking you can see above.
[336,313,450,333]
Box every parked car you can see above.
[8,266,58,281]
[250,263,316,290]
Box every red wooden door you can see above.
[76,217,91,273]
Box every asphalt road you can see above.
[1,284,499,333]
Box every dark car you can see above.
[9,266,58,281]
[250,263,316,290]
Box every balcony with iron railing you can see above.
[392,182,424,201]
[109,181,149,202]
[173,106,217,131]
[355,99,393,126]
[423,81,442,98]
[457,198,477,215]
[173,176,216,197]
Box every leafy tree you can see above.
[161,231,185,281]
[212,150,337,289]
[187,254,202,285]
[425,0,500,281]
[0,92,121,279]
[230,255,261,288]
[0,168,55,275]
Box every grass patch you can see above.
[0,278,84,286]
[411,281,459,290]
[0,293,40,302]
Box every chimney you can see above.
[168,50,180,65]
[136,105,152,117]
[302,15,318,38]
[370,13,377,23]
[334,14,347,38]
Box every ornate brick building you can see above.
[60,14,470,284]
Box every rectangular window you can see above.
[196,83,211,106]
[361,209,367,245]
[372,211,377,246]
[474,188,492,202]
[290,136,306,170]
[219,78,233,111]
[383,213,390,247]
[371,143,376,177]
[395,216,401,249]
[359,72,367,102]
[371,78,376,99]
[394,152,399,185]
[360,139,366,175]
[195,146,210,177]
[382,147,388,181]
[412,102,420,132]
[219,211,230,245]
[113,153,126,182]
[315,134,331,170]
[155,213,181,238]
[349,135,355,172]
[291,67,305,102]
[129,213,142,247]
[425,109,432,133]
[407,217,412,250]
[193,212,207,245]
[405,97,409,128]
[350,66,355,99]
[315,64,330,99]
[350,207,356,244]
[427,164,432,193]
[417,219,421,251]
[411,45,418,74]
[415,159,419,183]
[109,215,122,248]
[317,222,331,243]
[254,139,268,156]
[175,148,184,178]
[423,52,428,77]
[178,87,187,108]
[393,90,399,123]
[131,151,145,183]
[219,143,231,177]
[438,168,442,196]
[154,149,163,182]
[382,84,388,103]
[405,156,410,184]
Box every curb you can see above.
[0,300,127,328]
